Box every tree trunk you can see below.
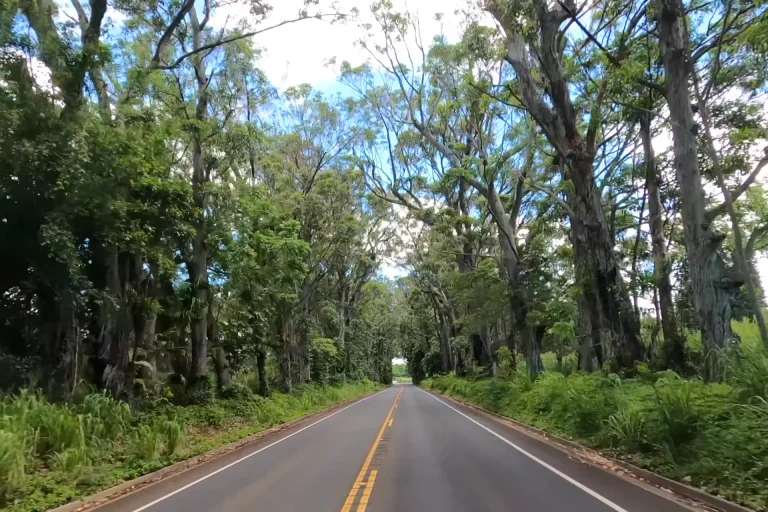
[338,286,347,361]
[186,6,210,400]
[256,344,270,397]
[485,0,643,372]
[631,185,647,317]
[657,0,736,381]
[523,323,544,376]
[297,323,311,384]
[93,245,118,390]
[48,290,79,400]
[569,154,644,371]
[187,227,209,398]
[479,327,494,374]
[110,261,133,397]
[131,254,158,392]
[170,317,190,382]
[575,278,600,372]
[277,321,293,392]
[134,306,157,388]
[208,309,231,395]
[280,348,292,392]
[438,310,453,373]
[93,245,132,396]
[640,116,685,371]
[692,73,768,349]
[480,179,545,377]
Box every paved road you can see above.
[98,385,692,512]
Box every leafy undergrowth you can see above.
[423,362,768,510]
[0,381,381,512]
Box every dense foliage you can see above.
[0,0,400,402]
[2,0,768,508]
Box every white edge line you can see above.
[420,388,630,512]
[130,389,388,512]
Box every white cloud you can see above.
[212,0,471,91]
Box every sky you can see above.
[215,0,471,93]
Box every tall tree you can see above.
[655,0,767,378]
[484,0,644,371]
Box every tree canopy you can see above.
[1,0,768,402]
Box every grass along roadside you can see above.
[421,371,768,510]
[1,380,382,512]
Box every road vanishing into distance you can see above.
[99,385,693,512]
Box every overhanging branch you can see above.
[706,155,768,222]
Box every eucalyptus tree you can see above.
[655,0,768,378]
[484,0,649,371]
[348,1,641,374]
[254,88,379,387]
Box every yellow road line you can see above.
[387,418,393,427]
[340,389,401,512]
[357,470,377,512]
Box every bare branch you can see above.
[706,155,768,221]
[151,0,195,67]
[70,0,88,30]
[153,14,346,70]
[527,180,575,218]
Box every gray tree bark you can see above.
[185,6,211,400]
[207,305,231,395]
[493,193,544,378]
[639,116,685,371]
[486,0,644,371]
[692,73,768,348]
[656,0,737,381]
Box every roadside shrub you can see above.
[495,347,515,379]
[724,344,768,400]
[189,405,228,428]
[512,361,534,392]
[133,425,162,461]
[541,352,578,376]
[563,375,616,438]
[0,430,28,498]
[653,378,700,451]
[476,379,518,414]
[156,419,184,455]
[605,406,646,452]
[79,392,131,440]
[52,448,90,472]
[518,372,568,417]
[33,406,86,456]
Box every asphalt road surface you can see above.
[98,385,693,512]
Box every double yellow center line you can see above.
[340,388,402,512]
